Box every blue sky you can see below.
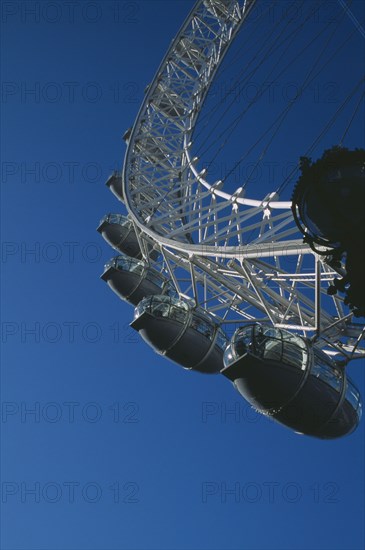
[1,1,364,549]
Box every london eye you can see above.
[98,0,365,438]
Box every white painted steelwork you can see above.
[105,0,364,362]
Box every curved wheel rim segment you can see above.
[117,0,364,361]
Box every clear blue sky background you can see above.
[1,1,364,549]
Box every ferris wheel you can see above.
[98,0,365,438]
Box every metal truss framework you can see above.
[120,0,365,361]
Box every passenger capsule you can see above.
[221,323,362,438]
[123,128,132,144]
[106,171,124,202]
[97,214,142,258]
[101,254,175,305]
[131,295,228,373]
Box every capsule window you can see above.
[164,281,178,298]
[101,213,130,227]
[170,304,188,323]
[345,378,361,412]
[115,257,144,276]
[261,326,279,339]
[252,326,281,360]
[357,402,363,421]
[151,301,170,318]
[281,331,307,349]
[223,343,235,366]
[145,271,165,287]
[229,327,248,355]
[261,339,282,362]
[135,295,189,322]
[191,316,214,340]
[216,329,228,351]
[311,354,342,393]
[226,323,309,369]
[282,343,308,370]
[236,326,254,348]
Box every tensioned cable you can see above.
[215,1,360,197]
[194,0,317,149]
[275,74,364,197]
[339,89,365,146]
[202,7,348,189]
[193,0,302,135]
[221,24,360,211]
[194,0,312,136]
[337,0,365,39]
[199,0,278,95]
[196,0,339,163]
[304,76,365,157]
[223,2,351,190]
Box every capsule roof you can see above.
[224,323,309,371]
[106,171,124,202]
[133,295,227,349]
[102,255,172,288]
[131,295,228,373]
[98,213,130,230]
[101,254,176,305]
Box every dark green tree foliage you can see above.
[292,146,365,317]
